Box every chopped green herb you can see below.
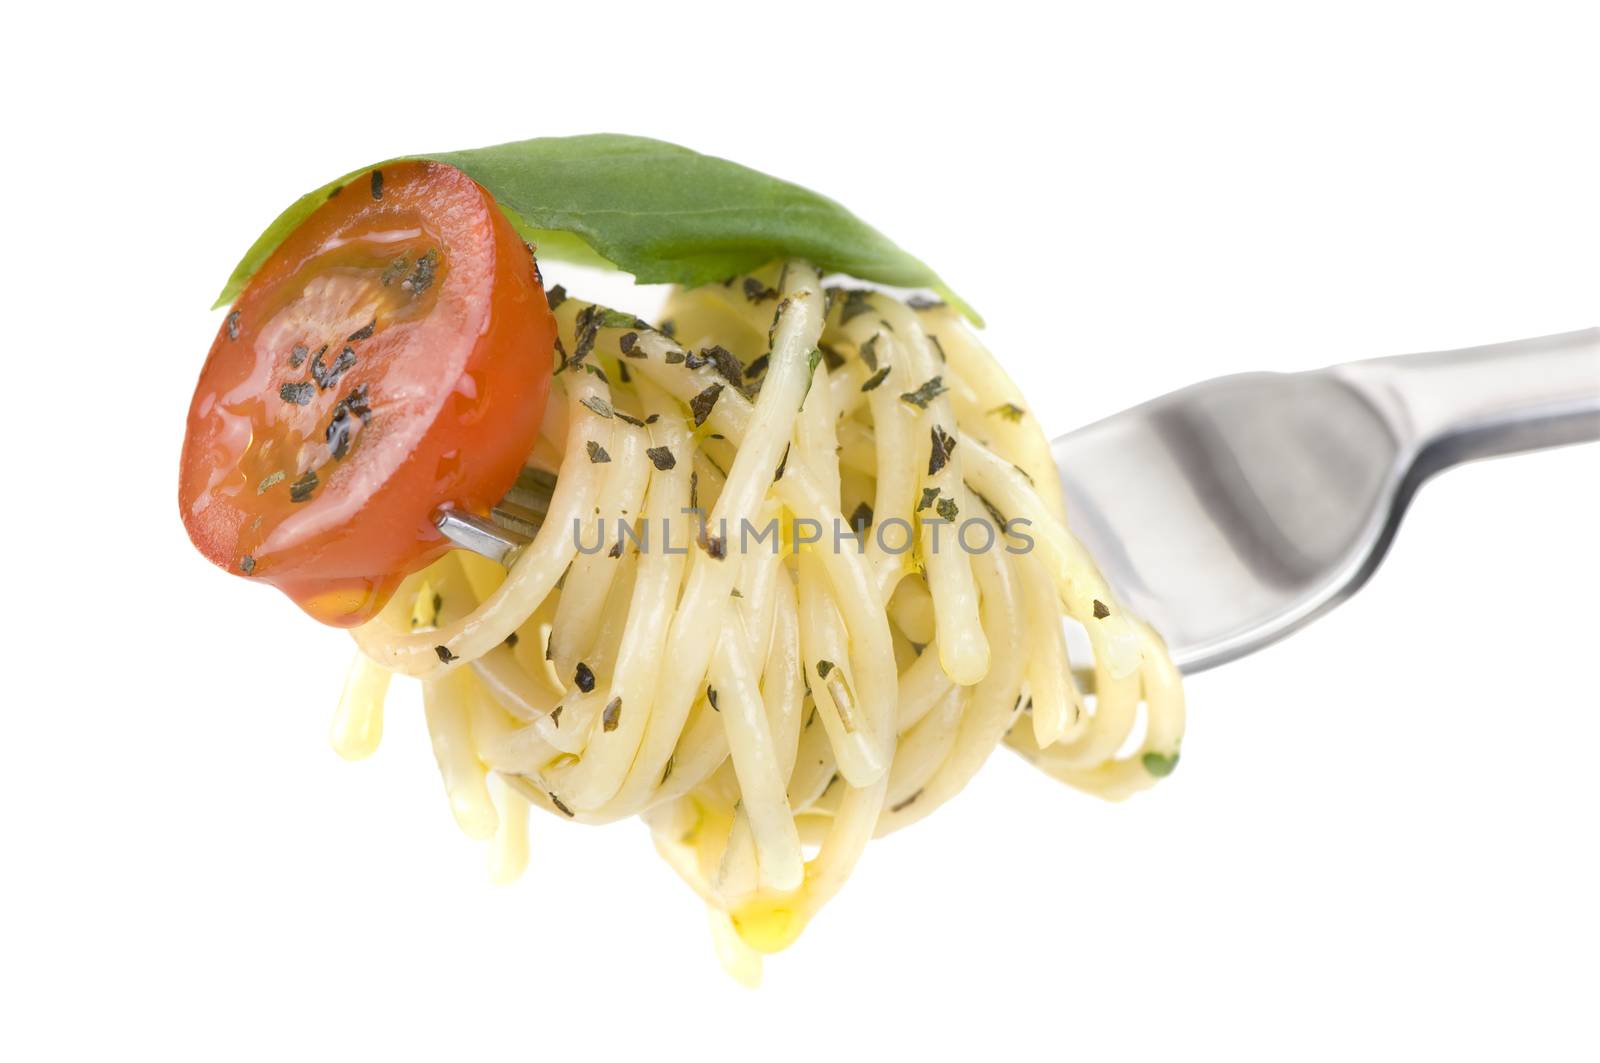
[550,704,564,727]
[257,471,285,494]
[618,331,641,356]
[859,334,881,371]
[346,319,376,342]
[989,402,1025,422]
[586,440,611,463]
[1092,599,1111,619]
[861,366,891,392]
[278,381,314,406]
[917,487,940,512]
[928,425,957,475]
[900,376,948,409]
[580,395,614,419]
[743,353,770,378]
[849,501,873,532]
[818,342,847,371]
[1141,751,1180,778]
[225,310,241,340]
[369,169,383,199]
[434,644,458,663]
[664,348,686,365]
[546,284,567,310]
[936,497,959,522]
[646,446,676,470]
[816,659,835,679]
[927,334,947,363]
[239,555,256,574]
[548,791,576,817]
[838,288,874,324]
[704,534,727,559]
[288,344,309,368]
[602,697,622,732]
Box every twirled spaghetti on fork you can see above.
[179,144,1183,983]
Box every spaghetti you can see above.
[334,261,1185,982]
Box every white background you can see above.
[3,1,1597,1059]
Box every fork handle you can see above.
[1335,328,1600,470]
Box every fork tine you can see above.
[433,465,552,565]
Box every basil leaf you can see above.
[214,134,978,323]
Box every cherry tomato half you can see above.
[179,161,555,626]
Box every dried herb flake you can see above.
[928,425,957,475]
[573,661,596,693]
[289,469,319,503]
[689,383,724,427]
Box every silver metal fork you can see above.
[439,328,1600,675]
[1055,328,1600,673]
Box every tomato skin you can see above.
[179,162,554,626]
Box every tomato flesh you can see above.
[179,161,554,626]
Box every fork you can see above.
[438,328,1600,674]
[1055,328,1600,672]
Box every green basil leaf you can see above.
[213,134,978,324]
